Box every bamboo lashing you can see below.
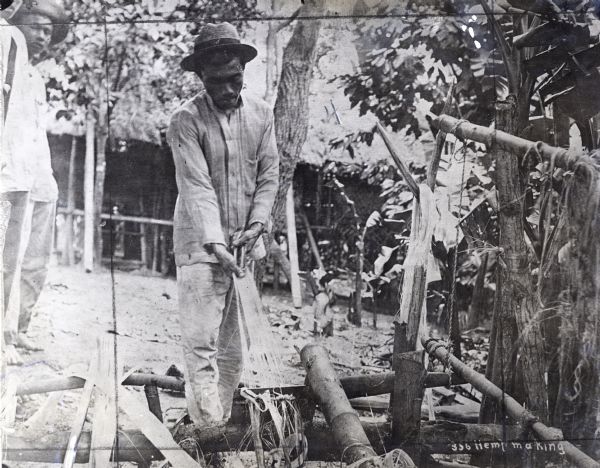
[434,114,594,172]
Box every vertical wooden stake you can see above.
[286,186,302,308]
[83,114,95,273]
[144,384,163,422]
[62,135,77,266]
[300,211,324,270]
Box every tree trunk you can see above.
[494,98,548,423]
[62,135,77,266]
[264,0,278,102]
[93,122,109,268]
[83,115,95,273]
[271,0,324,231]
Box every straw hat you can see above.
[13,0,68,44]
[181,22,257,72]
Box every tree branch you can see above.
[276,6,302,32]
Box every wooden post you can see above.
[390,185,436,456]
[160,230,169,275]
[83,114,95,273]
[140,223,148,270]
[300,211,324,270]
[286,186,302,308]
[90,335,117,467]
[493,99,548,423]
[62,135,77,266]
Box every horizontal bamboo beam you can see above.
[57,207,174,226]
[16,370,464,397]
[4,420,522,463]
[434,114,592,173]
[422,337,600,468]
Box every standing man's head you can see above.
[11,0,67,62]
[181,22,257,112]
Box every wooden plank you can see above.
[119,389,201,468]
[83,114,95,273]
[22,391,65,436]
[90,335,117,467]
[63,344,99,468]
[286,186,302,308]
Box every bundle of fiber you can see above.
[233,274,285,388]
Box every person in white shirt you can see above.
[6,1,67,352]
[1,0,30,364]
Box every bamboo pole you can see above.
[83,115,95,273]
[16,369,463,398]
[301,344,415,466]
[57,208,173,227]
[434,114,594,172]
[422,338,600,468]
[300,344,380,464]
[286,186,302,308]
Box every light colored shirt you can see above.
[1,21,33,194]
[167,91,279,266]
[26,64,58,202]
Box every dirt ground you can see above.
[8,264,396,467]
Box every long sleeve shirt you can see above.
[167,91,279,266]
[1,22,34,194]
[27,64,58,202]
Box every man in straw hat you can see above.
[2,0,68,356]
[168,22,279,425]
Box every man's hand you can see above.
[211,243,245,277]
[231,222,263,251]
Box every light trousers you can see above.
[19,200,55,333]
[177,262,243,425]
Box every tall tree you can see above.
[271,0,326,229]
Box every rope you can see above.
[445,140,468,365]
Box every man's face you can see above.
[199,56,244,112]
[16,13,53,61]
